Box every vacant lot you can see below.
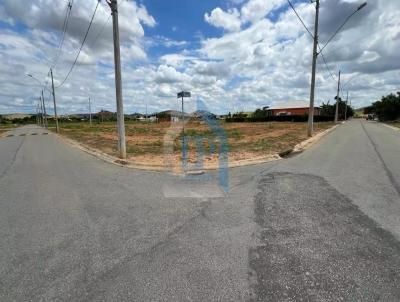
[0,124,17,136]
[49,120,334,168]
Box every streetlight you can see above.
[26,74,49,128]
[307,1,367,136]
[26,72,59,132]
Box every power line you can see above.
[286,0,314,40]
[318,45,337,82]
[318,2,367,54]
[51,0,74,69]
[287,0,337,83]
[57,0,100,88]
[90,13,111,48]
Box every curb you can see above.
[382,123,400,132]
[276,123,341,158]
[52,123,340,172]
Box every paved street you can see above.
[0,120,400,301]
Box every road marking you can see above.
[1,133,49,138]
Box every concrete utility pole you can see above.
[88,97,92,126]
[36,102,40,126]
[107,0,126,159]
[345,90,349,120]
[50,68,59,133]
[307,0,320,137]
[334,70,341,123]
[42,90,48,129]
[39,95,44,127]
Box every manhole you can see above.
[31,133,38,136]
[6,134,14,137]
[42,133,49,135]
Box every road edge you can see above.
[382,123,400,132]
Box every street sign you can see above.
[177,91,191,98]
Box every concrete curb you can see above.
[52,123,340,172]
[382,123,400,132]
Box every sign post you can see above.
[177,91,191,166]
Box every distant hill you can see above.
[1,113,34,120]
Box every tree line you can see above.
[365,92,400,121]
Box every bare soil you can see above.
[49,120,334,169]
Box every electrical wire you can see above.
[51,0,74,69]
[318,46,337,82]
[287,0,337,83]
[57,0,101,88]
[318,3,366,54]
[341,73,361,89]
[90,13,111,48]
[286,0,314,40]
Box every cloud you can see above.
[154,65,190,84]
[204,7,241,32]
[240,0,286,24]
[0,0,399,115]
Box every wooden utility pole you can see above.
[42,90,48,129]
[107,0,126,159]
[50,68,59,133]
[307,0,320,137]
[334,70,341,123]
[345,90,349,120]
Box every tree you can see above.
[369,92,400,121]
[320,100,354,120]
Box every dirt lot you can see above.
[49,120,334,168]
[0,124,17,136]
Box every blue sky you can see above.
[0,0,399,115]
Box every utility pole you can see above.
[334,70,341,123]
[42,90,48,129]
[307,0,320,137]
[40,95,44,127]
[107,0,126,159]
[36,102,40,126]
[344,90,348,121]
[88,97,92,126]
[181,94,185,148]
[50,68,59,133]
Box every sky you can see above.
[0,0,399,115]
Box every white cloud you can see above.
[154,65,190,84]
[0,0,399,115]
[240,0,286,24]
[204,7,241,32]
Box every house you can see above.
[266,101,321,116]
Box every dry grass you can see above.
[387,122,400,129]
[50,120,334,167]
[0,124,17,136]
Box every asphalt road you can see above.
[0,120,399,301]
